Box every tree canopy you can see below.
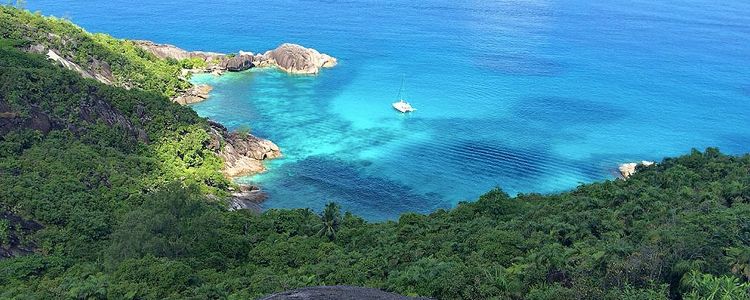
[1,5,749,300]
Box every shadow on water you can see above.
[257,155,447,221]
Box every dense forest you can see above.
[2,5,750,299]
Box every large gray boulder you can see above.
[267,43,337,74]
[220,54,255,71]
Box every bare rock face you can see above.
[43,48,115,85]
[1,212,43,259]
[267,43,338,74]
[207,121,281,178]
[173,84,213,105]
[1,90,147,142]
[133,40,224,62]
[228,184,267,213]
[79,98,149,142]
[619,160,655,178]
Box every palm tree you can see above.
[317,202,341,241]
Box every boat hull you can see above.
[392,101,415,113]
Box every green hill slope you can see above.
[1,6,749,300]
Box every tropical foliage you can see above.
[2,5,750,300]
[0,5,190,98]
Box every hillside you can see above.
[0,6,189,98]
[1,6,750,300]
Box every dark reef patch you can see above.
[512,96,628,126]
[261,156,447,220]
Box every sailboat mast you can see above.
[397,74,406,100]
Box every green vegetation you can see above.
[179,57,208,70]
[0,6,190,98]
[236,124,252,138]
[2,5,750,300]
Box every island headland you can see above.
[6,7,337,211]
[24,38,336,181]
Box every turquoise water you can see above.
[29,0,750,220]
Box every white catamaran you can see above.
[392,76,416,113]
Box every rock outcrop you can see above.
[33,46,115,86]
[228,184,268,213]
[220,54,255,72]
[619,161,655,178]
[173,84,213,105]
[132,40,224,63]
[259,286,430,300]
[207,121,281,178]
[133,41,337,105]
[134,41,337,75]
[1,211,43,259]
[266,43,338,74]
[0,90,148,142]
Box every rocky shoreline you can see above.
[135,41,338,210]
[134,40,339,184]
[618,160,655,179]
[134,40,338,105]
[26,37,338,211]
[206,120,282,177]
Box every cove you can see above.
[28,0,750,221]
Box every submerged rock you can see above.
[619,160,655,178]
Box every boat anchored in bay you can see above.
[392,76,416,113]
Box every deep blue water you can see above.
[28,0,750,220]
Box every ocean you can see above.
[27,0,750,220]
